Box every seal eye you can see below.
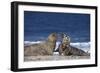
[52,33,57,38]
[52,34,55,37]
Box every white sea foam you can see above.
[24,41,42,44]
[55,41,61,51]
[71,42,90,52]
[24,41,90,52]
[24,41,43,46]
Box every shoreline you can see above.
[24,55,90,62]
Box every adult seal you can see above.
[24,33,57,56]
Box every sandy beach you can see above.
[24,52,90,62]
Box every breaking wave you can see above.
[24,41,90,52]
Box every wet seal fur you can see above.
[58,33,89,56]
[24,33,57,56]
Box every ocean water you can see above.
[24,11,90,52]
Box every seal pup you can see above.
[24,33,57,56]
[58,33,89,56]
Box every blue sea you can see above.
[24,11,90,52]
